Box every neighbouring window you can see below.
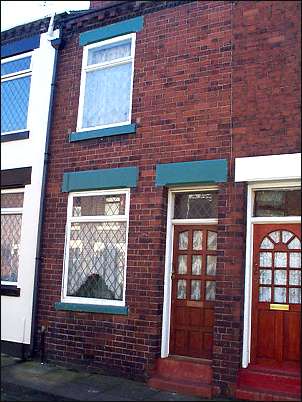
[1,190,24,283]
[63,190,130,305]
[174,191,218,219]
[253,189,301,217]
[77,33,135,131]
[1,53,32,135]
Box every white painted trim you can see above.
[235,153,301,182]
[241,180,301,368]
[61,188,130,306]
[161,186,219,358]
[172,218,218,225]
[161,190,174,358]
[76,33,136,132]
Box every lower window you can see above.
[1,190,24,284]
[62,189,130,306]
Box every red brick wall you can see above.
[36,0,300,396]
[232,0,301,157]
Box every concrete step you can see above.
[148,357,213,398]
[236,366,301,401]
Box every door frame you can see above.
[241,180,301,368]
[160,185,218,358]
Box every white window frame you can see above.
[242,180,301,368]
[1,51,32,135]
[1,188,24,285]
[61,188,130,306]
[77,33,136,132]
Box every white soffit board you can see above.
[235,153,301,182]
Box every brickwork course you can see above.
[28,0,301,398]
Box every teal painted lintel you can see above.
[69,123,136,142]
[62,166,138,192]
[79,16,144,46]
[54,302,128,315]
[155,159,228,186]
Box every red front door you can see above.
[169,225,217,359]
[251,224,301,370]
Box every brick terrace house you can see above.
[1,15,63,358]
[26,1,301,400]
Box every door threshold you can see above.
[168,354,212,364]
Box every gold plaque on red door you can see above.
[269,303,289,311]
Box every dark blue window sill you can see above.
[54,302,128,315]
[69,123,136,142]
[1,131,29,142]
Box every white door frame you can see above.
[241,180,301,368]
[160,186,218,358]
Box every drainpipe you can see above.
[29,13,63,358]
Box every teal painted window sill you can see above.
[69,123,136,142]
[54,302,128,315]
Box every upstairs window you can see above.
[1,53,32,135]
[77,33,135,131]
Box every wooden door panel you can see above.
[204,308,214,327]
[170,225,217,359]
[257,310,276,359]
[283,312,301,361]
[189,307,203,327]
[251,224,301,368]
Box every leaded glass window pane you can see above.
[289,270,301,286]
[269,231,280,244]
[207,231,217,250]
[1,57,31,76]
[193,230,202,250]
[1,214,22,282]
[259,287,271,302]
[178,231,188,250]
[177,280,186,299]
[274,287,287,303]
[205,281,215,301]
[191,280,201,300]
[72,194,125,217]
[288,237,301,250]
[1,76,31,133]
[1,192,24,208]
[289,253,301,268]
[274,252,287,267]
[178,255,187,274]
[206,255,217,275]
[192,255,202,275]
[259,269,272,285]
[67,221,126,300]
[289,288,301,304]
[174,192,218,219]
[260,237,274,249]
[260,252,272,267]
[282,231,294,244]
[253,189,301,217]
[274,270,287,285]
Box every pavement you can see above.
[1,354,233,401]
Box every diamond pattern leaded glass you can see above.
[72,194,125,217]
[1,192,24,208]
[1,57,31,76]
[1,214,22,282]
[67,221,126,300]
[1,76,31,133]
[174,192,218,219]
